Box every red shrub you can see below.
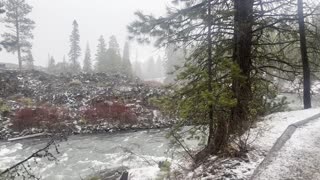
[12,106,70,131]
[82,101,137,125]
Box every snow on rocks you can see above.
[0,70,173,139]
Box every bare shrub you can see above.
[12,106,70,131]
[82,100,138,126]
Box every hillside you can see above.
[0,70,172,139]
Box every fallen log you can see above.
[8,133,52,142]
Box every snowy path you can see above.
[253,118,320,180]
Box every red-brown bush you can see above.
[12,106,70,131]
[82,101,137,125]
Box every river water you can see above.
[0,129,177,180]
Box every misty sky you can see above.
[0,0,170,67]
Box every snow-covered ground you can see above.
[251,108,320,151]
[185,108,320,180]
[254,117,320,179]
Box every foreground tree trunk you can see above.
[206,0,215,150]
[298,0,312,109]
[230,0,254,136]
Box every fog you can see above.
[0,0,169,67]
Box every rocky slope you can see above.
[0,70,172,139]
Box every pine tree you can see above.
[55,56,69,74]
[24,50,34,70]
[128,0,250,154]
[156,56,164,78]
[68,20,81,74]
[122,41,132,76]
[145,57,156,79]
[95,35,108,72]
[0,3,4,14]
[132,50,143,78]
[133,60,143,79]
[164,45,185,83]
[83,43,92,73]
[0,2,6,51]
[47,55,55,73]
[297,0,311,109]
[105,35,122,74]
[2,0,35,70]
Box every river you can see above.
[0,129,178,180]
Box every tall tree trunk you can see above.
[207,0,229,154]
[298,0,312,109]
[230,0,254,135]
[15,9,22,71]
[207,0,214,148]
[199,0,229,157]
[17,43,22,71]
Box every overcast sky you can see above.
[0,0,170,67]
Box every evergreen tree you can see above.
[133,60,143,79]
[0,2,7,51]
[229,0,254,129]
[0,3,4,14]
[83,43,92,73]
[95,35,108,72]
[132,50,143,78]
[2,0,35,70]
[23,50,34,70]
[297,0,311,109]
[155,56,164,78]
[122,41,132,75]
[164,45,185,83]
[145,57,157,79]
[55,56,69,74]
[47,55,55,74]
[105,35,122,74]
[68,20,81,74]
[129,0,253,154]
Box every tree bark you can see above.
[230,0,254,135]
[206,0,215,149]
[15,8,22,71]
[206,0,232,154]
[298,0,312,109]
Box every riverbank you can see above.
[0,70,174,140]
[0,126,173,143]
